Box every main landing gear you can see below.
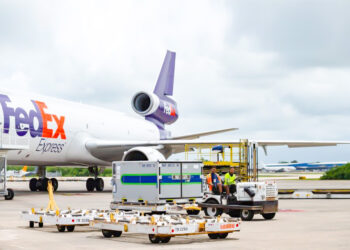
[29,178,58,192]
[86,166,104,192]
[29,166,58,192]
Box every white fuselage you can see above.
[0,90,160,166]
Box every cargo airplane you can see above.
[1,51,349,192]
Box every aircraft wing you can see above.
[171,128,238,140]
[86,139,350,158]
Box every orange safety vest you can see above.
[206,173,221,191]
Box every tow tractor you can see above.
[200,181,278,221]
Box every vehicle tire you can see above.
[39,222,43,228]
[186,209,200,215]
[203,199,223,217]
[29,221,34,228]
[102,229,113,238]
[240,209,254,221]
[4,188,14,200]
[95,178,104,191]
[208,233,219,239]
[218,233,228,239]
[57,225,66,232]
[228,209,240,218]
[29,178,38,191]
[148,234,161,243]
[112,231,122,237]
[86,178,95,192]
[160,237,171,243]
[67,226,75,232]
[262,213,276,220]
[51,178,58,191]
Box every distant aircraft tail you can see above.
[22,166,27,172]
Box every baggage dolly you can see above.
[21,180,110,232]
[21,208,108,232]
[90,211,241,244]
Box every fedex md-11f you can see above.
[1,51,349,192]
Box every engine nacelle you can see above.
[131,91,178,125]
[122,147,166,161]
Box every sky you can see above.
[1,0,350,163]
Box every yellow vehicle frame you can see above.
[184,139,256,182]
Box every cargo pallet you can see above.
[90,211,241,244]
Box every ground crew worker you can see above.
[224,166,236,194]
[206,166,222,194]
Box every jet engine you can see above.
[122,147,166,161]
[131,91,178,125]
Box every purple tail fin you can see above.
[153,50,176,97]
[131,51,178,139]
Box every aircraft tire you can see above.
[86,178,95,192]
[67,226,75,232]
[51,178,58,191]
[4,188,14,200]
[29,178,38,191]
[95,178,104,191]
[40,178,49,192]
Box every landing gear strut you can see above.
[29,166,58,192]
[86,166,104,192]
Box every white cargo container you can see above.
[111,161,204,205]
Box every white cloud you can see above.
[0,0,350,163]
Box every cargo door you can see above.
[181,162,203,198]
[115,161,158,203]
[159,162,181,199]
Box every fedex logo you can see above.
[0,94,66,139]
[163,102,176,116]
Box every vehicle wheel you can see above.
[67,226,75,232]
[86,178,95,192]
[29,178,38,191]
[57,225,66,232]
[240,209,254,221]
[148,234,161,243]
[204,199,223,217]
[95,178,104,191]
[228,209,240,218]
[160,237,171,243]
[4,188,14,200]
[51,178,58,191]
[262,213,276,220]
[218,233,228,239]
[39,222,43,228]
[186,209,200,215]
[102,229,113,238]
[29,221,34,228]
[208,233,219,239]
[112,231,122,237]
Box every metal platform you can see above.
[278,189,350,199]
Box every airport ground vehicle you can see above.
[90,211,241,244]
[200,181,278,221]
[0,154,14,200]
